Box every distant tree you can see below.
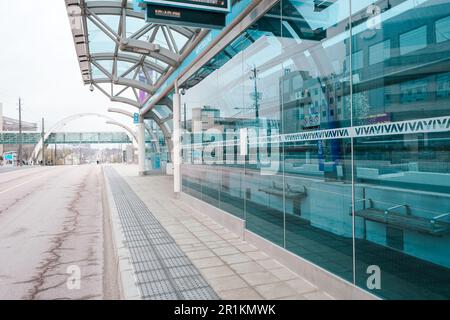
[352,92,371,125]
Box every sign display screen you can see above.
[147,4,226,29]
[145,0,230,12]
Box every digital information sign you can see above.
[146,4,226,29]
[145,0,230,13]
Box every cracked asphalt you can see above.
[0,165,114,300]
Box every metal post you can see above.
[63,133,66,165]
[138,117,146,176]
[18,98,22,166]
[41,118,45,166]
[173,82,181,194]
[54,142,57,166]
[183,103,187,130]
[250,66,260,163]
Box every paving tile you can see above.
[195,231,219,238]
[254,282,298,299]
[177,238,201,245]
[270,268,299,281]
[199,265,235,280]
[203,241,230,249]
[246,251,270,261]
[221,253,252,265]
[241,271,280,286]
[286,278,317,295]
[180,244,208,252]
[192,256,224,268]
[164,226,189,234]
[197,235,223,242]
[188,226,210,232]
[185,249,216,260]
[220,232,240,240]
[212,246,240,256]
[303,291,334,300]
[207,275,248,291]
[257,259,283,270]
[229,261,265,275]
[275,295,308,300]
[172,233,197,240]
[234,243,258,253]
[228,239,245,245]
[219,287,263,300]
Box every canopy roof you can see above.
[65,0,203,129]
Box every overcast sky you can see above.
[0,0,136,133]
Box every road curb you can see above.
[102,166,141,300]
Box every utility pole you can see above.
[63,133,66,165]
[54,142,57,166]
[250,66,260,121]
[250,66,260,163]
[18,98,22,166]
[184,103,187,130]
[41,118,45,165]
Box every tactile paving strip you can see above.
[104,167,220,300]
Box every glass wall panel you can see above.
[181,71,221,208]
[179,0,450,299]
[242,1,285,246]
[280,0,355,283]
[351,0,450,299]
[215,38,246,219]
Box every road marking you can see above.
[0,171,53,195]
[0,167,47,180]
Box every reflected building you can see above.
[177,0,450,299]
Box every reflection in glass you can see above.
[179,0,450,299]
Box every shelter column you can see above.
[138,117,146,176]
[173,88,181,194]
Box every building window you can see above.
[400,79,428,103]
[436,73,450,98]
[283,79,290,94]
[354,50,363,70]
[400,25,427,55]
[369,39,391,65]
[348,50,364,71]
[293,75,302,90]
[436,15,450,43]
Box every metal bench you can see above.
[351,199,450,236]
[258,182,307,200]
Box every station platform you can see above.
[102,164,334,300]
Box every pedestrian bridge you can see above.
[0,131,155,144]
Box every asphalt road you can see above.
[0,165,116,300]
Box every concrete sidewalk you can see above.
[105,164,334,300]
